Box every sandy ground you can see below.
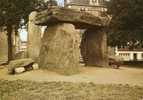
[0,66,143,86]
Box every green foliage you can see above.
[48,0,58,6]
[106,0,143,46]
[0,0,44,27]
[0,0,44,61]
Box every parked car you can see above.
[109,56,123,69]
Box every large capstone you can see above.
[28,11,41,61]
[81,28,108,67]
[35,7,110,28]
[39,23,80,75]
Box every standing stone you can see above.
[0,28,8,64]
[28,11,41,61]
[81,28,108,67]
[39,24,80,75]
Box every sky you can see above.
[19,29,28,41]
[20,0,64,41]
[57,0,64,6]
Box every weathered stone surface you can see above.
[14,51,27,59]
[39,23,80,75]
[35,7,110,28]
[28,11,41,61]
[32,63,39,70]
[81,29,108,67]
[0,29,8,65]
[8,58,34,74]
[14,67,25,74]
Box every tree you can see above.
[48,0,58,6]
[106,0,143,47]
[0,0,44,61]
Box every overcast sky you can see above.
[58,0,64,6]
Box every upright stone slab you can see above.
[0,29,8,64]
[39,24,80,75]
[81,29,108,67]
[28,11,41,61]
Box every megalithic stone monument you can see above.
[35,7,110,74]
[0,28,8,64]
[28,11,41,61]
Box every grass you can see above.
[0,80,143,100]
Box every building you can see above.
[64,0,107,16]
[12,28,21,55]
[115,47,143,61]
[19,41,27,52]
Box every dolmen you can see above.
[35,7,110,75]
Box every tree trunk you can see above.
[7,25,13,62]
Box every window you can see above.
[119,53,122,56]
[119,53,130,56]
[80,8,88,12]
[91,0,98,5]
[80,8,85,12]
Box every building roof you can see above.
[68,0,89,5]
[118,48,143,52]
[65,0,106,6]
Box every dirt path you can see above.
[0,66,143,86]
